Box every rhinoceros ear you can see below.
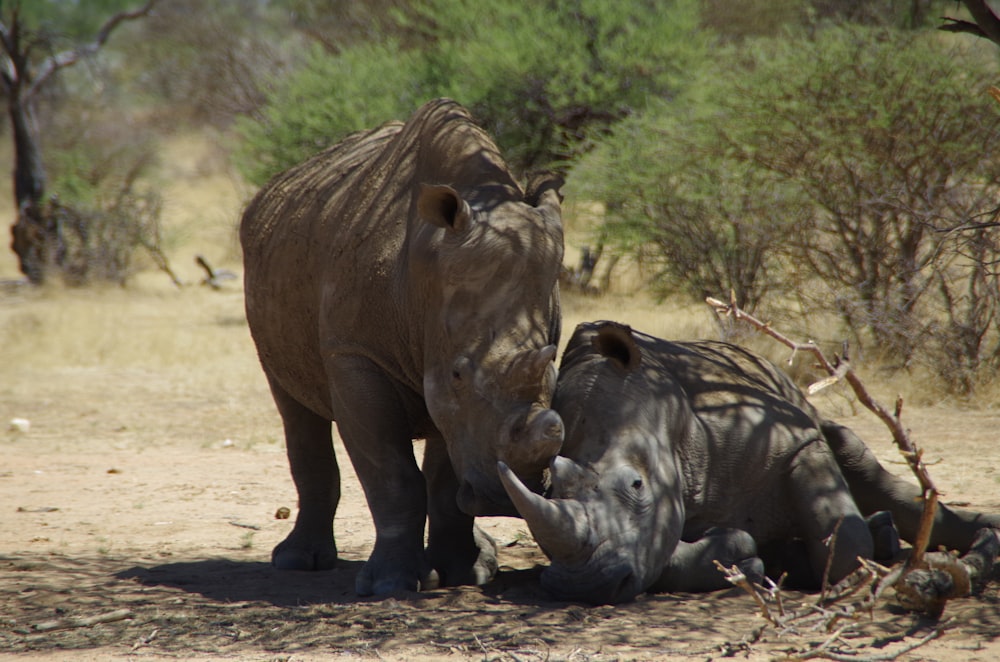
[525,171,564,207]
[418,184,471,232]
[591,322,641,373]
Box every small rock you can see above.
[9,418,30,433]
[275,506,291,520]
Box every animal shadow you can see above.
[116,558,552,607]
[116,557,366,607]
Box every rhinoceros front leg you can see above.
[327,355,435,596]
[650,528,764,593]
[423,435,499,587]
[785,438,874,585]
[266,372,340,571]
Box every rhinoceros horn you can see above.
[497,460,591,562]
[510,345,558,396]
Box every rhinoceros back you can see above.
[240,99,522,420]
[240,123,403,260]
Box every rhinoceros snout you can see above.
[511,407,564,465]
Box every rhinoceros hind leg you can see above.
[423,437,499,586]
[651,528,763,593]
[823,421,1000,552]
[266,372,340,571]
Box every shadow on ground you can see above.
[3,551,1000,659]
[116,557,365,607]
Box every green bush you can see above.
[233,0,706,185]
[572,25,1000,393]
[233,40,427,186]
[45,111,166,286]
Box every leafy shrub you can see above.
[234,0,706,185]
[572,25,1000,394]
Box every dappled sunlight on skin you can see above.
[526,321,1000,607]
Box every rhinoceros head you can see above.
[416,174,566,517]
[500,322,688,604]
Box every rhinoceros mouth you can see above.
[541,563,641,605]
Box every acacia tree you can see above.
[235,0,706,186]
[0,0,157,284]
[748,28,1000,390]
[575,25,1000,393]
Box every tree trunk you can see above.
[8,94,53,284]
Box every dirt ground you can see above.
[1,278,999,662]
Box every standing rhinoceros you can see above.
[500,321,1000,604]
[240,99,566,596]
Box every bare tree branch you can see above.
[707,294,941,564]
[23,0,159,101]
[940,1,1000,47]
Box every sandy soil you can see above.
[1,280,999,662]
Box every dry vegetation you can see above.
[2,135,1000,660]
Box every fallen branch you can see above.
[706,295,940,568]
[715,556,948,660]
[33,608,133,632]
[705,294,997,630]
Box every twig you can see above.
[33,608,133,632]
[714,560,774,623]
[820,517,845,600]
[131,628,159,651]
[228,520,261,530]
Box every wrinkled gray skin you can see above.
[240,99,565,597]
[500,321,1000,604]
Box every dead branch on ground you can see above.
[705,292,999,657]
[33,608,133,632]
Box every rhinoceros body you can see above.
[241,99,565,596]
[500,321,1000,604]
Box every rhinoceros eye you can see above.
[451,356,473,389]
[614,470,650,514]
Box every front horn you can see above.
[498,461,592,563]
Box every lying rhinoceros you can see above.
[240,99,566,596]
[499,321,1000,604]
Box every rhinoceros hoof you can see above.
[355,561,439,596]
[866,510,902,562]
[271,538,338,571]
[739,556,766,587]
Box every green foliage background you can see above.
[8,0,1000,394]
[234,0,706,185]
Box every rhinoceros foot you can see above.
[355,545,439,596]
[427,523,499,587]
[272,533,338,571]
[866,510,902,562]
